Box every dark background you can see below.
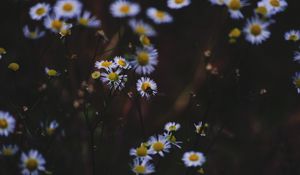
[1,0,300,174]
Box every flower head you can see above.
[293,72,300,94]
[23,26,45,40]
[182,151,206,167]
[29,3,50,21]
[20,150,46,175]
[243,16,271,45]
[101,68,127,90]
[8,63,20,72]
[0,111,16,137]
[114,56,131,69]
[110,0,140,18]
[129,19,156,37]
[148,134,171,157]
[167,0,191,9]
[131,47,158,75]
[284,30,300,42]
[77,11,101,28]
[131,158,155,175]
[130,144,154,160]
[0,47,6,59]
[95,60,115,70]
[146,7,173,24]
[224,0,248,19]
[0,144,19,156]
[136,77,157,98]
[194,122,209,136]
[45,67,59,77]
[54,0,82,19]
[164,122,181,132]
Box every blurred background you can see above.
[1,0,300,174]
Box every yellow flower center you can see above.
[118,59,126,67]
[134,165,146,173]
[47,69,57,76]
[136,146,148,157]
[135,26,146,35]
[250,24,262,36]
[256,6,268,16]
[78,18,89,26]
[270,0,280,7]
[189,154,199,162]
[108,72,119,81]
[295,78,300,88]
[8,63,20,71]
[101,61,112,67]
[228,0,241,10]
[120,5,130,14]
[152,142,164,151]
[289,35,299,41]
[168,125,177,131]
[0,47,6,54]
[91,71,101,79]
[3,148,13,156]
[229,28,241,38]
[137,52,149,66]
[155,11,165,20]
[51,20,63,31]
[0,119,8,129]
[26,158,38,171]
[175,0,184,4]
[36,7,46,16]
[141,82,151,92]
[63,3,74,12]
[140,35,151,46]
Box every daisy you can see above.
[0,144,19,156]
[44,15,65,33]
[110,0,140,18]
[243,17,271,45]
[8,62,20,72]
[208,0,225,5]
[167,0,191,9]
[20,150,46,175]
[293,51,300,63]
[131,158,155,175]
[139,35,152,47]
[29,3,50,21]
[194,122,209,136]
[255,1,274,17]
[182,151,206,167]
[284,30,300,42]
[45,67,59,77]
[136,77,157,98]
[224,0,248,19]
[129,19,156,37]
[95,60,115,70]
[0,47,7,60]
[46,120,59,136]
[146,7,173,24]
[131,47,158,75]
[261,0,287,14]
[54,0,82,19]
[101,68,127,90]
[164,133,182,148]
[77,11,101,28]
[23,26,45,40]
[293,72,300,94]
[0,111,16,137]
[164,122,181,132]
[130,144,154,160]
[114,56,131,69]
[148,134,171,157]
[91,71,101,79]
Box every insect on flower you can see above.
[136,77,157,98]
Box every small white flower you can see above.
[23,26,45,40]
[167,0,191,9]
[46,120,59,135]
[0,144,19,156]
[255,1,274,17]
[136,77,157,98]
[294,51,300,63]
[164,122,181,132]
[224,0,248,20]
[284,30,300,42]
[54,0,82,19]
[129,19,156,37]
[114,56,131,69]
[182,151,206,167]
[194,122,208,136]
[110,0,140,18]
[45,67,60,77]
[101,68,127,90]
[0,47,7,60]
[77,11,101,28]
[208,0,225,5]
[293,72,300,94]
[163,132,182,148]
[20,150,46,175]
[261,0,287,14]
[129,144,154,160]
[131,47,158,75]
[146,7,173,24]
[29,3,50,21]
[243,16,271,45]
[44,15,65,33]
[95,60,115,70]
[0,111,16,137]
[148,134,171,157]
[131,158,155,175]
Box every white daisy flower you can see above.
[0,144,19,156]
[46,120,59,136]
[95,60,115,70]
[23,26,45,40]
[255,1,274,17]
[148,134,171,157]
[29,3,50,21]
[261,0,287,14]
[293,72,300,94]
[54,0,82,19]
[146,7,173,24]
[20,150,46,175]
[182,151,206,167]
[129,19,156,37]
[293,51,300,63]
[224,0,248,19]
[45,67,60,77]
[136,77,157,98]
[243,17,271,45]
[101,68,127,90]
[167,0,191,9]
[131,158,155,175]
[0,111,16,137]
[208,0,225,5]
[110,0,140,18]
[114,56,131,69]
[163,132,182,148]
[284,30,300,42]
[164,122,181,132]
[77,11,101,28]
[44,15,65,33]
[129,144,154,160]
[131,47,158,75]
[194,122,208,136]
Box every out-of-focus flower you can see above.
[101,68,127,90]
[23,26,45,40]
[77,11,101,28]
[293,72,300,94]
[46,120,59,136]
[224,0,248,19]
[20,150,46,175]
[44,16,65,33]
[208,0,225,5]
[91,71,101,79]
[261,0,287,14]
[164,133,182,148]
[131,158,155,175]
[146,7,173,24]
[0,47,6,60]
[167,0,191,9]
[95,60,115,70]
[0,111,16,137]
[131,47,158,75]
[182,151,206,167]
[8,63,20,72]
[139,35,152,47]
[114,56,131,69]
[129,19,156,37]
[59,22,73,38]
[54,0,82,19]
[29,3,50,21]
[164,122,181,132]
[110,0,140,18]
[136,77,157,98]
[255,2,273,17]
[293,51,300,63]
[148,134,170,157]
[130,144,154,160]
[45,67,59,77]
[0,144,19,156]
[228,28,241,43]
[284,30,300,42]
[194,122,209,136]
[243,16,271,45]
